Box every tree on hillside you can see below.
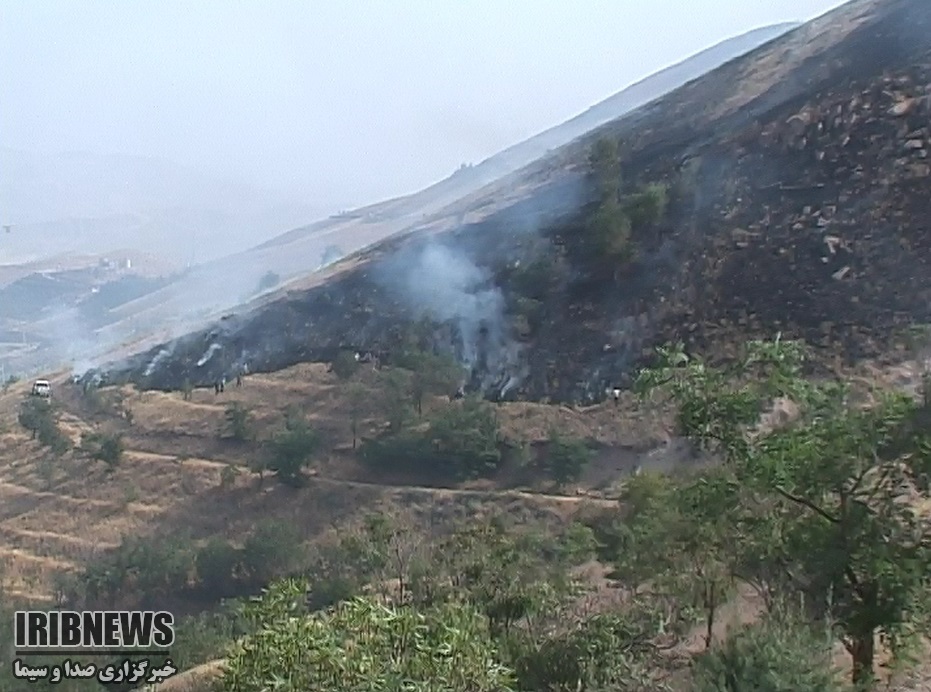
[583,137,668,271]
[18,396,52,440]
[346,381,367,449]
[539,429,594,485]
[407,350,462,416]
[240,520,303,587]
[635,337,931,688]
[377,368,413,431]
[222,402,255,442]
[428,397,502,480]
[264,413,321,487]
[591,466,740,652]
[80,431,124,471]
[330,349,360,380]
[589,136,622,202]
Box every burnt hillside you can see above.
[98,0,931,404]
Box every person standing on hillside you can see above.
[612,387,621,408]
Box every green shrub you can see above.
[691,610,843,692]
[222,402,254,441]
[264,415,321,487]
[80,431,124,470]
[330,349,360,379]
[195,538,242,596]
[539,430,594,485]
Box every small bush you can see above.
[264,415,321,487]
[331,349,361,380]
[539,431,594,485]
[223,402,255,442]
[195,538,242,596]
[240,520,304,587]
[81,431,124,470]
[691,610,843,692]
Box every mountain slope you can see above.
[99,0,931,405]
[46,23,801,373]
[237,22,801,266]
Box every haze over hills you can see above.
[0,21,803,379]
[0,147,334,265]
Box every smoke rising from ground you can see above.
[376,240,524,394]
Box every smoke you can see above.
[36,305,101,377]
[196,342,222,367]
[375,240,523,394]
[143,344,175,377]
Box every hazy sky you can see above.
[1,0,848,210]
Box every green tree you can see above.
[429,397,502,480]
[589,136,621,202]
[588,195,633,261]
[435,518,588,638]
[330,349,360,379]
[603,467,739,650]
[540,430,594,485]
[80,431,124,470]
[264,414,320,487]
[195,537,242,596]
[222,402,254,442]
[220,579,516,692]
[636,337,931,688]
[624,182,669,228]
[240,520,303,587]
[18,396,52,439]
[407,350,461,416]
[378,367,413,430]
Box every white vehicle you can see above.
[31,380,51,398]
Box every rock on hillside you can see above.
[97,0,931,404]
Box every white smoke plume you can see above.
[376,240,523,393]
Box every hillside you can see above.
[18,23,797,380]
[0,363,674,603]
[101,0,931,406]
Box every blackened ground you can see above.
[93,0,931,403]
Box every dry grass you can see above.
[0,361,667,601]
[1,355,928,687]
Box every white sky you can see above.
[1,1,848,210]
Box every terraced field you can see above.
[0,362,676,602]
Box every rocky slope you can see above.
[94,0,931,404]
